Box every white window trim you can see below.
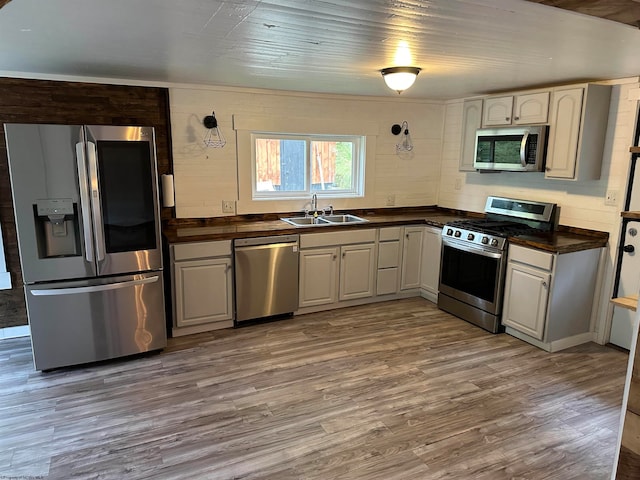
[251,132,365,201]
[234,115,378,214]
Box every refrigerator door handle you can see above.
[86,141,106,262]
[29,275,160,296]
[75,142,94,263]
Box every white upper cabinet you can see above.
[482,96,514,126]
[459,99,483,171]
[545,84,611,181]
[482,92,549,126]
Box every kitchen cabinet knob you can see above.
[333,254,337,260]
[514,116,519,121]
[542,281,548,288]
[623,244,635,253]
[342,252,346,258]
[506,117,510,121]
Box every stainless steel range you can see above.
[438,196,558,333]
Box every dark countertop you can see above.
[163,208,608,254]
[509,229,608,254]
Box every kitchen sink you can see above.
[320,214,368,224]
[281,216,332,227]
[281,214,368,227]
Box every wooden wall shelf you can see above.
[621,212,640,219]
[611,294,638,311]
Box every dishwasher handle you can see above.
[234,234,299,248]
[235,242,298,253]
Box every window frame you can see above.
[250,132,365,201]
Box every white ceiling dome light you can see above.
[380,66,422,94]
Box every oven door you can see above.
[439,237,506,315]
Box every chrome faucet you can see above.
[311,193,318,212]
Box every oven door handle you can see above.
[442,237,503,259]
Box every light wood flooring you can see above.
[0,298,629,479]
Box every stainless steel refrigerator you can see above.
[5,124,166,371]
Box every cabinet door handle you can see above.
[342,252,346,258]
[506,117,510,122]
[542,281,548,288]
[514,116,519,121]
[333,254,337,260]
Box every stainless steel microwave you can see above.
[474,125,548,172]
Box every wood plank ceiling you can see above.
[526,0,640,27]
[0,1,639,99]
[1,0,636,26]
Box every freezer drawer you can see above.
[25,272,166,371]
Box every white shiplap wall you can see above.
[169,86,444,217]
[439,78,640,343]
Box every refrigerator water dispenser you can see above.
[35,198,80,258]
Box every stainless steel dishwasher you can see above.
[234,234,299,324]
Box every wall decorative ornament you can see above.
[380,66,421,94]
[392,121,414,153]
[203,111,226,148]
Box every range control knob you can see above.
[490,239,499,247]
[467,233,475,241]
[481,236,489,245]
[454,230,462,238]
[446,228,453,236]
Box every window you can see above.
[251,133,364,199]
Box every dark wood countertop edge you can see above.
[163,206,476,228]
[507,236,608,254]
[163,207,609,254]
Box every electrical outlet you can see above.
[386,194,396,206]
[222,200,235,213]
[605,190,618,206]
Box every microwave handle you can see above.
[519,131,529,168]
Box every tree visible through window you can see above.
[253,134,363,198]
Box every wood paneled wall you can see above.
[0,77,173,329]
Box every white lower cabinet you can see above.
[420,226,442,302]
[339,244,376,301]
[170,241,234,336]
[299,247,339,307]
[503,261,550,340]
[400,226,423,290]
[502,244,601,351]
[298,229,376,310]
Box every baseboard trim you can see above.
[505,327,594,352]
[0,325,30,340]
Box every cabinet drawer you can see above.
[379,227,402,241]
[378,241,400,268]
[377,267,399,295]
[508,244,554,271]
[172,241,232,261]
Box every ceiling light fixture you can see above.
[380,66,421,94]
